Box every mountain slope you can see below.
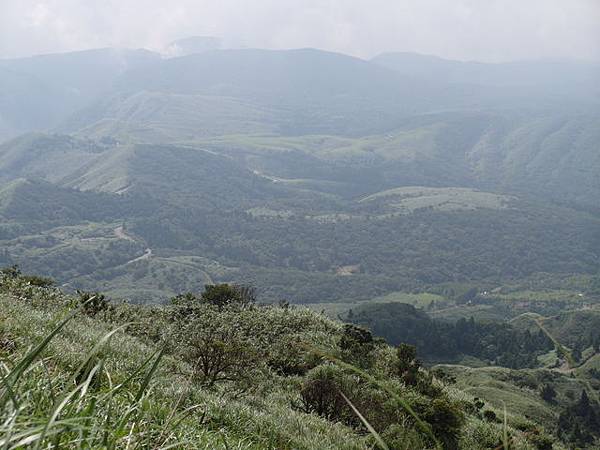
[191,110,600,209]
[0,48,160,141]
[0,272,566,449]
[66,48,543,138]
[372,52,600,103]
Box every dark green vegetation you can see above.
[0,48,599,304]
[4,270,596,449]
[346,302,554,368]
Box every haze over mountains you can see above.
[0,40,598,302]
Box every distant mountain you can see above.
[0,48,161,141]
[3,47,598,143]
[70,48,447,137]
[372,52,600,106]
[0,133,288,207]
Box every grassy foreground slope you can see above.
[0,271,559,449]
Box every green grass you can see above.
[493,289,588,303]
[0,292,368,449]
[0,273,564,449]
[359,187,512,213]
[305,292,447,319]
[369,292,447,309]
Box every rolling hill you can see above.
[0,46,598,304]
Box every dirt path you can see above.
[114,226,136,242]
[114,226,153,264]
[126,248,153,264]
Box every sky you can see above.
[1,0,599,62]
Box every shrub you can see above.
[421,398,465,450]
[380,422,425,450]
[0,265,21,278]
[21,275,55,288]
[267,333,322,376]
[483,409,498,422]
[473,397,485,412]
[433,367,457,384]
[528,431,554,450]
[0,333,16,356]
[201,284,256,309]
[339,324,376,368]
[396,343,421,386]
[297,364,357,426]
[77,291,111,317]
[171,305,261,387]
[540,383,557,403]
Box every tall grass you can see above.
[0,311,187,449]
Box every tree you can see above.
[77,291,110,317]
[200,284,256,309]
[173,306,259,387]
[540,384,556,403]
[558,390,600,445]
[456,287,478,305]
[339,324,376,368]
[571,341,583,363]
[396,343,421,386]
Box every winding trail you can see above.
[114,226,152,264]
[114,226,136,242]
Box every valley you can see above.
[0,42,599,448]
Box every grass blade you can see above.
[0,307,80,408]
[339,390,389,450]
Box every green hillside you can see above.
[1,270,582,449]
[0,130,598,302]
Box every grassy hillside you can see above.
[0,132,598,303]
[189,111,600,209]
[0,270,570,449]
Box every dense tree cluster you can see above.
[558,391,600,446]
[348,302,554,367]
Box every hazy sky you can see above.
[1,0,599,62]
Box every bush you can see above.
[380,422,425,450]
[0,265,21,278]
[421,398,465,450]
[297,364,358,426]
[483,409,498,422]
[267,333,322,376]
[528,431,554,450]
[339,324,376,368]
[170,305,261,388]
[77,291,111,317]
[0,333,16,356]
[540,384,557,403]
[21,275,55,288]
[201,284,256,309]
[396,343,420,385]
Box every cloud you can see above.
[1,0,599,62]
